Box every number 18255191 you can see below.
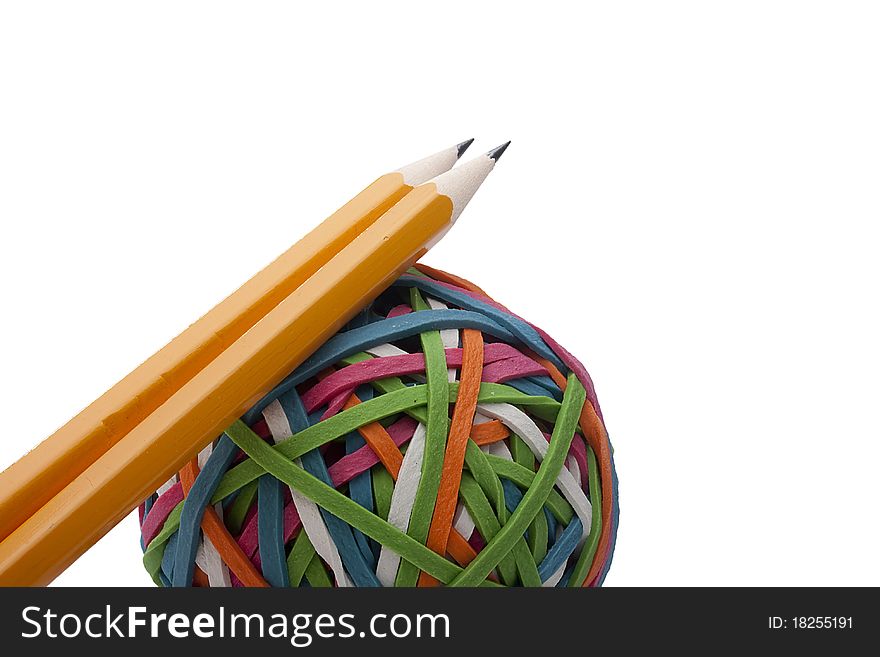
[769,617,853,630]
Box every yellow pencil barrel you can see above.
[0,185,453,586]
[0,172,409,544]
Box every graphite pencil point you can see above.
[456,138,475,158]
[486,141,511,162]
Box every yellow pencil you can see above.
[0,140,473,545]
[0,144,509,585]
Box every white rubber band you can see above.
[263,399,351,587]
[375,423,426,586]
[476,402,592,545]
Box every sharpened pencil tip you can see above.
[456,138,475,158]
[486,141,511,162]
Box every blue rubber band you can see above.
[257,474,290,587]
[243,309,518,423]
[394,275,566,371]
[171,435,238,587]
[278,389,382,587]
[537,517,582,582]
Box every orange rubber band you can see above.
[421,264,613,586]
[339,391,478,570]
[413,263,488,296]
[193,566,210,587]
[419,329,484,586]
[470,419,509,446]
[179,457,269,587]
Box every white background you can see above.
[1,2,878,587]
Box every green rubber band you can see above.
[395,289,450,587]
[510,530,542,587]
[527,498,550,564]
[458,473,518,585]
[225,479,258,535]
[566,446,603,587]
[143,501,184,585]
[304,553,333,587]
[459,455,541,587]
[460,441,541,585]
[339,352,374,367]
[354,368,562,425]
[510,434,549,562]
[449,374,586,586]
[224,419,500,587]
[464,441,506,519]
[286,529,316,587]
[210,382,561,505]
[371,464,393,522]
[511,435,535,470]
[484,455,573,524]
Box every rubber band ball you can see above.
[138,264,619,587]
